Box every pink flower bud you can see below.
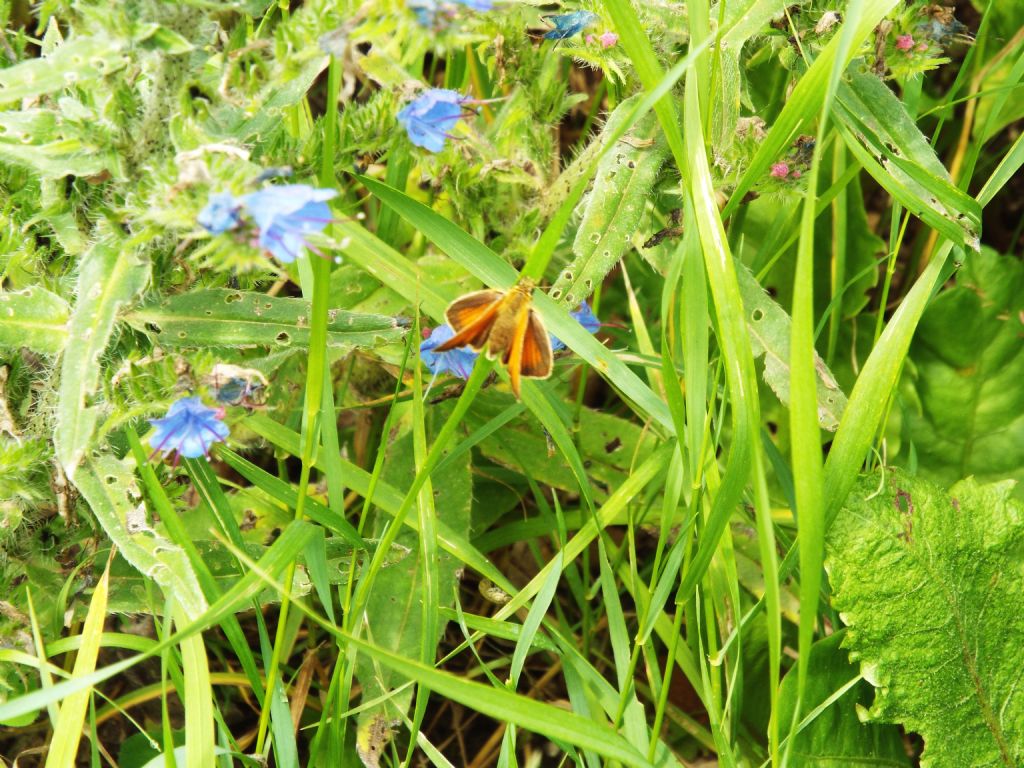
[599,31,619,48]
[896,34,914,51]
[770,162,790,179]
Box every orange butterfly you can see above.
[432,277,553,399]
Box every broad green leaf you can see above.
[0,36,129,103]
[354,426,473,763]
[903,248,1024,495]
[124,289,405,350]
[777,631,910,767]
[44,557,111,768]
[549,107,667,307]
[827,470,1024,767]
[738,262,848,431]
[0,138,120,180]
[75,453,207,619]
[55,239,150,479]
[835,71,981,251]
[0,287,69,354]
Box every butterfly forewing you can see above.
[445,290,504,332]
[432,290,503,353]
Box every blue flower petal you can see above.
[421,325,478,380]
[198,192,243,234]
[550,301,600,351]
[237,185,337,263]
[398,89,466,152]
[148,396,229,460]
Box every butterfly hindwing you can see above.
[520,310,554,379]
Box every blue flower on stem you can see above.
[543,10,599,39]
[398,89,469,153]
[238,184,338,263]
[550,302,600,351]
[421,325,478,380]
[198,192,243,234]
[148,396,229,461]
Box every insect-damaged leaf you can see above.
[738,262,847,431]
[835,70,981,251]
[125,289,406,351]
[549,107,667,308]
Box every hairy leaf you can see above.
[904,248,1024,494]
[549,108,667,307]
[75,453,207,619]
[0,36,129,103]
[0,287,69,354]
[827,470,1024,767]
[125,289,406,351]
[55,240,150,479]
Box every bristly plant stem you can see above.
[255,53,342,758]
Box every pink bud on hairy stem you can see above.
[770,162,790,179]
[896,34,914,51]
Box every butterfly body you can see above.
[432,278,553,398]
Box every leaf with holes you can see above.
[0,287,70,354]
[75,453,207,619]
[56,239,150,480]
[827,470,1024,767]
[738,262,847,430]
[548,106,667,307]
[124,289,406,351]
[0,35,129,103]
[835,70,982,251]
[903,248,1024,496]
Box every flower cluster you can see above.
[198,184,337,263]
[148,396,229,461]
[421,303,601,381]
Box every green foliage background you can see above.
[0,0,1022,765]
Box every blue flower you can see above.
[148,396,230,460]
[238,184,338,263]
[398,89,467,153]
[550,302,600,351]
[198,192,243,234]
[420,325,478,380]
[543,10,599,39]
